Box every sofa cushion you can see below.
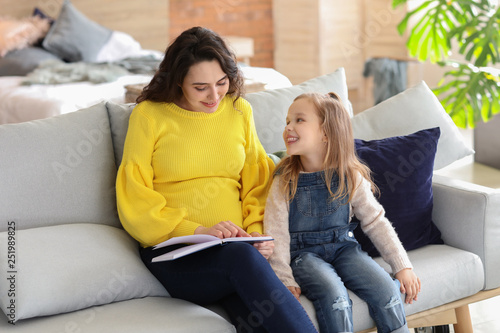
[246,68,351,154]
[0,297,235,333]
[42,0,112,62]
[353,128,444,257]
[351,81,473,170]
[0,224,169,322]
[397,245,484,312]
[106,101,135,167]
[297,244,484,332]
[0,102,120,232]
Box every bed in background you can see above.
[0,0,167,124]
[0,0,291,125]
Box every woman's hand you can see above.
[250,232,275,259]
[395,268,421,304]
[287,286,301,301]
[195,221,250,238]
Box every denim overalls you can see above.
[289,171,408,333]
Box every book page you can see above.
[153,234,220,249]
[222,236,273,243]
[152,240,222,262]
[153,235,273,250]
[151,235,273,262]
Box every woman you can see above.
[116,26,317,333]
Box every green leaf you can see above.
[392,0,408,10]
[397,0,499,127]
[397,0,498,64]
[397,1,433,35]
[434,64,500,127]
[454,7,500,66]
[481,94,491,121]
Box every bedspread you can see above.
[22,55,161,85]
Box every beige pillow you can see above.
[0,16,50,56]
[351,81,474,170]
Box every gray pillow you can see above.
[0,102,120,232]
[351,81,474,169]
[106,101,135,168]
[42,0,112,62]
[0,224,169,322]
[0,47,61,76]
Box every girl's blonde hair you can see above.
[277,92,377,202]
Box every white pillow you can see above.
[0,224,168,322]
[95,31,143,63]
[246,68,351,154]
[351,81,474,170]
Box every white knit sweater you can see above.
[264,172,413,288]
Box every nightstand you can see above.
[124,83,146,103]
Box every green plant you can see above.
[393,0,500,128]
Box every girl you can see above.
[264,92,421,333]
[116,27,318,333]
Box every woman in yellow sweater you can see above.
[116,27,317,333]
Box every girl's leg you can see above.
[292,251,354,333]
[140,242,318,333]
[334,243,409,333]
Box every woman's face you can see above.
[178,60,229,113]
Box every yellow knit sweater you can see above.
[116,96,275,247]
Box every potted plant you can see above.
[393,0,499,127]
[393,0,500,168]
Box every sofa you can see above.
[1,68,499,332]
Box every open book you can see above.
[152,234,273,262]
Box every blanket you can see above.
[22,55,160,85]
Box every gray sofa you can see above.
[1,68,499,332]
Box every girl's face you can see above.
[178,60,229,113]
[283,98,327,162]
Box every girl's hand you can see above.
[250,232,275,259]
[195,221,250,239]
[395,268,421,304]
[287,286,301,301]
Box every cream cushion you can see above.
[351,81,473,169]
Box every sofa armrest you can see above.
[432,174,500,290]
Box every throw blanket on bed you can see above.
[22,59,130,85]
[21,55,160,85]
[114,55,161,75]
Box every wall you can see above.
[273,0,414,113]
[0,0,169,51]
[169,0,274,68]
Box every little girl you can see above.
[264,92,421,333]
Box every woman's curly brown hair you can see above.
[136,26,244,105]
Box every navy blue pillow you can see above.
[353,127,444,257]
